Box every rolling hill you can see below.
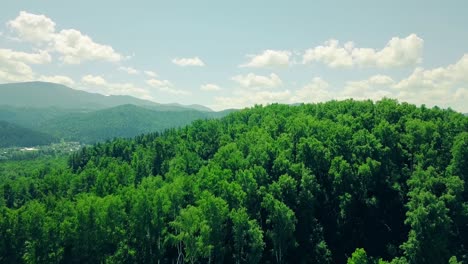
[0,121,57,147]
[37,104,225,143]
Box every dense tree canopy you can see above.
[1,99,467,263]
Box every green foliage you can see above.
[347,248,369,264]
[0,99,467,263]
[230,207,264,264]
[262,193,297,264]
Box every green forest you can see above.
[1,99,467,264]
[0,121,57,148]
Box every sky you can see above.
[0,1,467,111]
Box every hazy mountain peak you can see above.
[0,82,212,112]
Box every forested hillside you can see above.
[0,104,231,144]
[0,121,57,147]
[1,99,467,263]
[0,82,232,144]
[0,106,77,128]
[37,104,221,143]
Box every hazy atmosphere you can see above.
[1,1,467,111]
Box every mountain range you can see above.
[0,82,212,111]
[0,82,232,146]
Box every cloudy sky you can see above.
[0,1,467,111]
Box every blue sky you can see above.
[0,0,467,111]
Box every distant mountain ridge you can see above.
[37,104,217,143]
[0,82,234,145]
[0,82,213,112]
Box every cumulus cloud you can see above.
[291,77,333,103]
[119,66,139,75]
[144,70,157,78]
[213,61,468,112]
[0,60,34,83]
[146,78,172,87]
[7,11,123,64]
[240,50,291,68]
[172,57,205,67]
[81,74,153,100]
[0,49,51,82]
[216,53,468,112]
[146,78,190,96]
[392,54,468,111]
[7,11,56,42]
[81,75,107,86]
[303,34,423,68]
[0,48,51,64]
[53,29,122,64]
[38,75,75,86]
[212,77,328,110]
[231,73,282,89]
[213,89,292,110]
[394,54,468,91]
[158,86,191,96]
[340,75,394,101]
[200,83,222,91]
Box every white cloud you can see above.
[119,66,139,75]
[53,29,122,64]
[81,75,107,86]
[38,75,75,86]
[394,54,468,91]
[212,76,389,110]
[340,75,394,101]
[213,89,291,110]
[303,34,423,68]
[216,54,468,112]
[392,54,468,111]
[232,73,282,89]
[0,48,51,64]
[7,11,56,42]
[8,11,123,64]
[213,62,468,112]
[0,60,33,83]
[0,49,51,83]
[212,77,328,110]
[146,78,172,87]
[0,49,72,88]
[344,75,395,93]
[158,86,191,96]
[200,83,222,91]
[146,78,190,96]
[144,70,158,78]
[240,50,291,68]
[291,77,333,103]
[81,74,153,100]
[172,57,205,67]
[303,40,354,68]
